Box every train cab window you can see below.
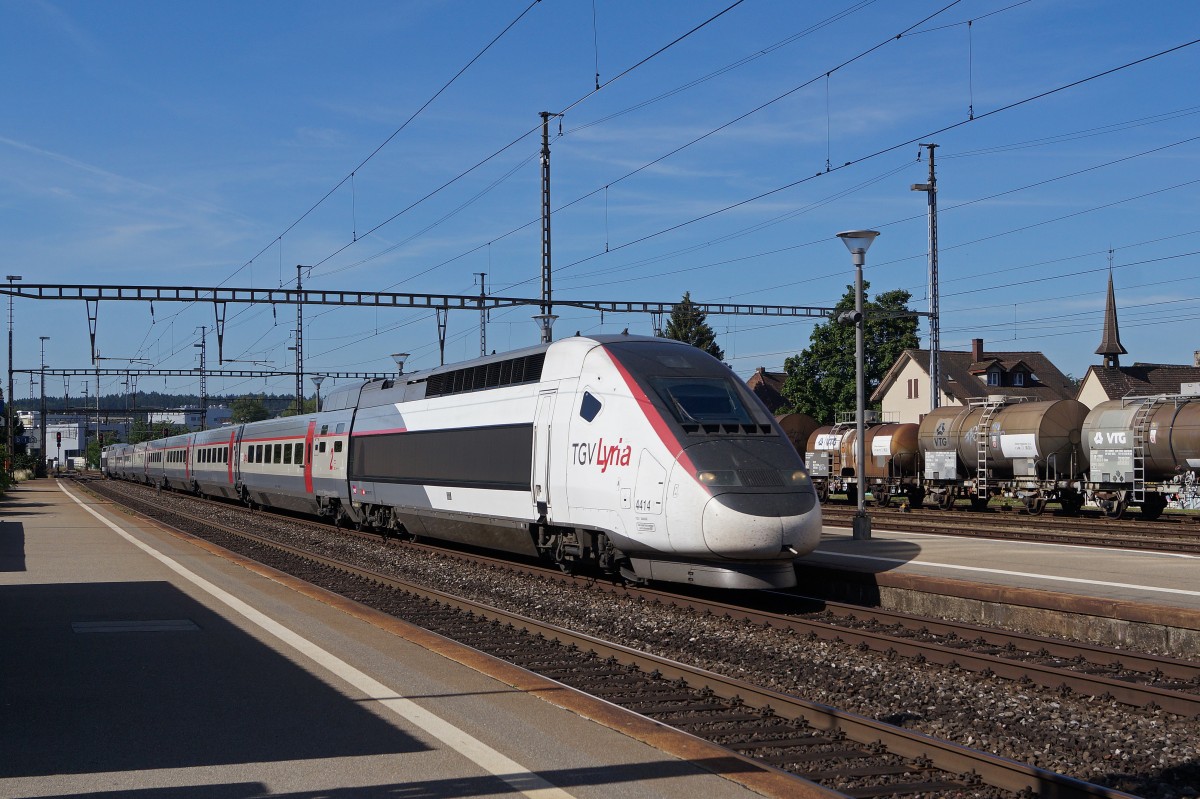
[283,444,292,465]
[320,425,329,435]
[651,377,754,425]
[273,443,283,463]
[579,391,602,422]
[334,441,343,453]
[336,423,346,434]
[293,443,303,465]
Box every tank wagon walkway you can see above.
[0,479,780,799]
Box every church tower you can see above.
[1095,271,1127,369]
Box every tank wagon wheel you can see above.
[1139,494,1168,521]
[874,486,891,507]
[969,496,990,512]
[1024,498,1048,516]
[1100,496,1128,519]
[906,485,925,509]
[936,489,956,511]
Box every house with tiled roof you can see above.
[1076,273,1200,408]
[871,338,1076,423]
[746,366,788,413]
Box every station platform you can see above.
[0,479,802,799]
[804,520,1200,656]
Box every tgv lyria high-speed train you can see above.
[103,334,822,589]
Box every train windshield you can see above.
[652,377,755,424]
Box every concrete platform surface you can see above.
[808,522,1200,613]
[1,480,799,799]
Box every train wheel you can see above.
[1100,496,1128,519]
[906,485,925,509]
[936,490,956,511]
[816,482,830,503]
[969,496,990,512]
[875,487,892,508]
[1024,498,1047,516]
[1139,494,1167,521]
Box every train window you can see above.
[273,443,283,463]
[320,425,329,435]
[294,443,303,465]
[283,444,292,465]
[651,377,754,424]
[335,423,345,434]
[580,391,602,422]
[223,447,228,463]
[334,441,343,453]
[318,442,327,453]
[256,445,264,463]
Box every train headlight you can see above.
[780,469,809,486]
[696,470,741,486]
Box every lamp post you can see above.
[837,230,880,540]
[38,335,49,477]
[391,353,409,377]
[5,275,20,478]
[310,374,325,412]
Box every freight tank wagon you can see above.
[918,397,1089,513]
[804,421,922,507]
[1082,395,1200,518]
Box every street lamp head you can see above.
[391,353,409,375]
[836,230,880,255]
[310,374,325,388]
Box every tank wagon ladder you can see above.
[1129,397,1161,505]
[973,398,1005,503]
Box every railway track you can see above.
[820,503,1200,553]
[80,477,1145,799]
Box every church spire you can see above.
[1095,269,1127,368]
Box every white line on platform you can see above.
[864,526,1200,560]
[814,549,1200,598]
[61,483,577,799]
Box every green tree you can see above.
[781,283,920,423]
[128,420,188,444]
[230,396,271,423]
[661,291,724,360]
[86,432,117,469]
[280,396,317,417]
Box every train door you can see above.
[532,390,556,518]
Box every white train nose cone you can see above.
[701,491,821,559]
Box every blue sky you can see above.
[2,0,1198,404]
